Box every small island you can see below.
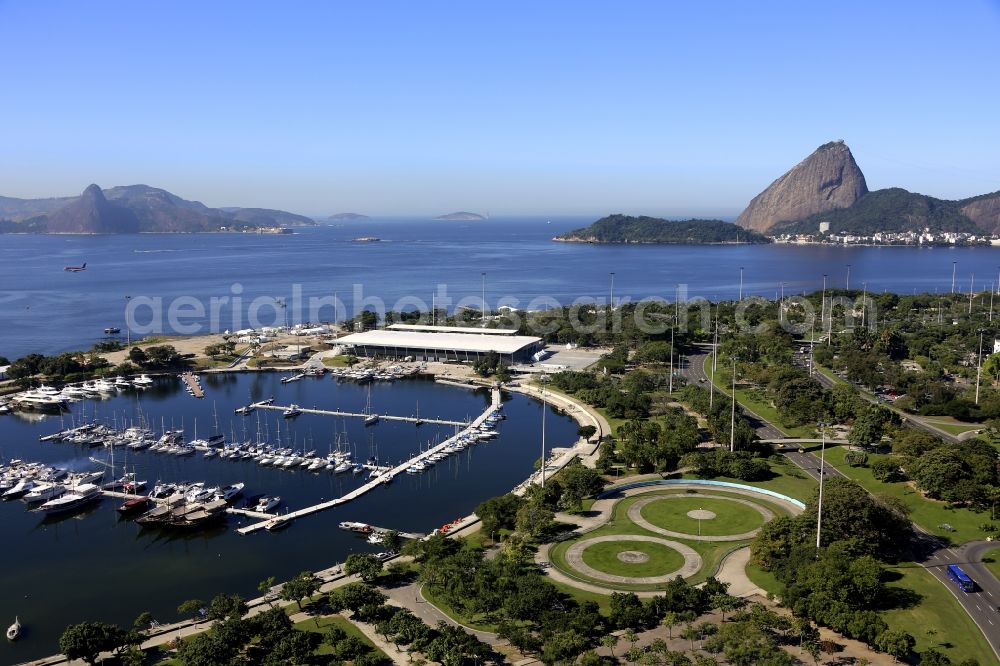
[328,212,370,221]
[554,214,771,244]
[434,211,486,221]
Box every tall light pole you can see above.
[730,357,737,453]
[124,295,131,349]
[668,323,675,394]
[816,421,828,553]
[976,329,985,405]
[821,275,827,344]
[952,261,957,294]
[739,267,744,301]
[481,272,487,327]
[990,284,995,323]
[540,382,547,487]
[846,264,851,291]
[969,274,975,315]
[609,272,615,311]
[710,311,718,409]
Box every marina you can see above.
[237,387,503,534]
[0,371,578,662]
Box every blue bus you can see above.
[947,564,975,592]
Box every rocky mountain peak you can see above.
[735,141,868,233]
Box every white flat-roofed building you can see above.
[339,328,543,363]
[385,323,520,336]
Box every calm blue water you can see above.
[0,374,577,662]
[2,218,1000,359]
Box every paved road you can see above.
[686,347,1000,661]
[679,352,784,439]
[789,346,969,444]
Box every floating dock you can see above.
[181,373,204,398]
[250,402,466,427]
[237,387,502,535]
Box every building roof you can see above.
[339,329,540,354]
[386,324,519,335]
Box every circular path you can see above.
[564,535,702,585]
[628,493,774,541]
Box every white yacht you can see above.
[132,374,154,388]
[37,483,101,514]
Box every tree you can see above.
[176,598,206,622]
[661,611,678,639]
[258,576,277,605]
[849,405,891,449]
[133,611,154,631]
[871,458,902,482]
[128,346,148,365]
[333,635,370,660]
[345,553,385,582]
[205,593,247,622]
[328,582,387,615]
[541,629,590,665]
[475,493,523,535]
[262,631,321,666]
[601,633,619,658]
[59,622,126,666]
[279,570,321,610]
[875,629,915,662]
[515,497,555,539]
[381,529,403,552]
[176,631,240,666]
[558,462,607,511]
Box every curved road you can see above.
[683,349,1000,661]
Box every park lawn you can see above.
[295,614,390,661]
[640,496,766,536]
[550,580,613,612]
[679,456,817,504]
[322,355,355,368]
[701,357,815,438]
[882,564,996,665]
[581,540,685,577]
[824,446,993,544]
[744,562,782,597]
[982,546,1000,582]
[919,418,984,436]
[549,488,793,590]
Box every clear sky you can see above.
[1,1,999,217]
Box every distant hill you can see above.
[0,184,317,234]
[328,213,370,221]
[555,215,770,244]
[434,211,485,221]
[737,141,1000,236]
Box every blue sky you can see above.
[1,1,998,216]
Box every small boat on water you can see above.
[117,497,151,515]
[282,405,301,419]
[7,616,21,641]
[255,496,281,513]
[36,484,102,515]
[338,521,372,533]
[266,515,293,531]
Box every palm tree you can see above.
[601,634,619,658]
[661,611,678,639]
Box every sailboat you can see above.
[364,385,378,425]
[6,616,21,641]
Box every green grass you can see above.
[295,614,390,661]
[702,356,814,438]
[548,488,795,591]
[639,496,766,536]
[981,546,1000,582]
[920,419,984,436]
[882,564,997,665]
[322,355,355,368]
[580,540,686,577]
[744,562,781,597]
[550,580,613,612]
[824,446,995,544]
[678,456,817,504]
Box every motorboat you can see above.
[2,479,35,501]
[6,617,21,641]
[117,497,151,515]
[219,483,245,502]
[334,461,352,474]
[282,405,302,419]
[364,414,379,426]
[266,515,293,531]
[23,483,66,505]
[338,521,372,533]
[255,496,281,513]
[36,483,102,514]
[132,374,154,388]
